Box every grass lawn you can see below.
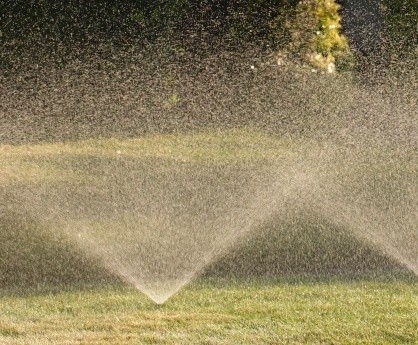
[0,279,417,345]
[0,129,416,344]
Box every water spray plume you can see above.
[0,1,417,303]
[2,131,416,303]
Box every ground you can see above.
[1,130,416,344]
[1,278,417,345]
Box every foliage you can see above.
[290,0,352,72]
[1,0,416,63]
[3,0,415,74]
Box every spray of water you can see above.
[2,129,416,303]
[1,3,416,303]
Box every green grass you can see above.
[0,280,417,344]
[0,129,295,179]
[1,128,412,185]
[1,129,416,343]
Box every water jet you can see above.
[0,1,416,305]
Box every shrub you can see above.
[289,0,353,72]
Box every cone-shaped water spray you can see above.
[1,1,416,303]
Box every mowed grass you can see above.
[1,128,413,187]
[1,130,417,344]
[0,280,417,345]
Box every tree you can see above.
[289,0,351,72]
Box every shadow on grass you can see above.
[0,209,120,297]
[203,213,414,282]
[0,208,415,299]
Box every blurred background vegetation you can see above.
[1,0,416,72]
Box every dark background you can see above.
[1,0,416,68]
